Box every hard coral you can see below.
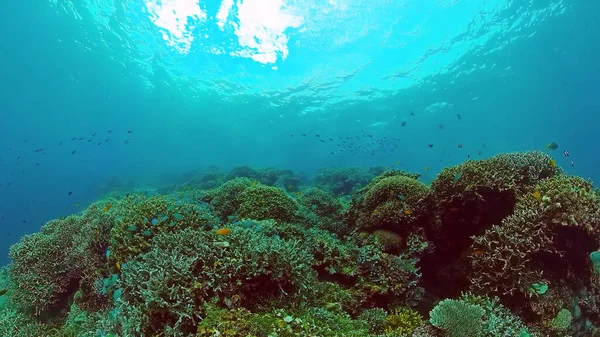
[109,194,219,264]
[9,202,114,319]
[470,175,600,299]
[384,307,423,335]
[118,227,317,335]
[299,187,344,219]
[200,177,254,219]
[429,298,484,337]
[349,171,433,234]
[238,185,298,222]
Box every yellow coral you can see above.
[384,307,423,336]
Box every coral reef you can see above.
[2,151,600,337]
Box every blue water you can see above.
[0,0,598,265]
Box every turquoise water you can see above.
[0,0,598,265]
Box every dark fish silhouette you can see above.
[68,191,72,196]
[401,121,406,127]
[71,150,76,155]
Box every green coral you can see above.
[384,307,423,335]
[299,187,344,219]
[549,309,572,331]
[470,175,600,297]
[118,227,317,334]
[238,185,298,221]
[8,202,114,317]
[109,193,219,264]
[460,293,532,336]
[429,299,484,337]
[201,177,254,218]
[349,171,433,233]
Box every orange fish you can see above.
[404,209,413,215]
[471,249,485,256]
[104,203,112,212]
[216,228,231,235]
[449,207,460,212]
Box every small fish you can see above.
[424,167,429,171]
[301,133,306,136]
[410,112,415,116]
[108,130,112,133]
[290,134,294,137]
[449,207,460,212]
[92,133,97,136]
[71,150,76,155]
[545,142,559,150]
[151,218,158,225]
[401,121,407,127]
[532,191,541,200]
[216,228,231,235]
[105,139,109,142]
[453,172,463,183]
[97,142,101,145]
[21,220,27,223]
[428,144,433,148]
[127,130,132,133]
[78,137,84,141]
[103,203,112,212]
[115,262,121,271]
[124,139,130,144]
[456,114,462,120]
[549,159,557,167]
[87,139,92,142]
[398,194,406,201]
[68,191,72,196]
[478,150,482,155]
[404,209,412,215]
[438,124,444,129]
[563,150,569,157]
[252,180,258,185]
[58,142,63,146]
[316,134,320,137]
[471,248,485,256]
[0,289,8,296]
[571,160,574,167]
[457,144,463,148]
[71,137,76,140]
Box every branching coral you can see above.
[470,175,600,298]
[9,201,114,318]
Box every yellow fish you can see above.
[252,180,258,185]
[75,203,80,208]
[549,159,557,167]
[532,191,541,200]
[404,209,413,215]
[103,203,112,212]
[287,185,292,189]
[116,262,121,271]
[424,167,429,171]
